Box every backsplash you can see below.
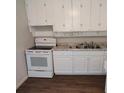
[56,37,107,47]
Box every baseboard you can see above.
[16,76,28,89]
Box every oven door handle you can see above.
[34,70,46,71]
[38,54,50,56]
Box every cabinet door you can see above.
[39,0,47,25]
[72,0,80,31]
[26,0,43,25]
[72,56,87,73]
[90,0,107,31]
[72,0,90,31]
[53,0,72,32]
[54,57,72,74]
[100,0,107,31]
[26,0,53,25]
[87,55,104,73]
[103,53,107,73]
[80,0,91,31]
[45,0,54,25]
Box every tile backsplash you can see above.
[56,37,107,46]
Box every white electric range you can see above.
[26,38,56,78]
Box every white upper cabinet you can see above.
[90,0,107,31]
[45,0,54,25]
[53,0,91,32]
[25,0,42,25]
[79,0,91,31]
[53,0,106,32]
[72,0,80,31]
[53,0,72,32]
[72,0,91,31]
[26,0,107,31]
[25,0,53,26]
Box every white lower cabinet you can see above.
[87,55,104,74]
[72,56,87,74]
[53,57,72,74]
[53,51,106,75]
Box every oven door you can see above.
[26,54,52,71]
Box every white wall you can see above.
[16,0,34,89]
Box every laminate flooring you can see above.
[17,75,106,93]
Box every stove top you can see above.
[28,46,53,50]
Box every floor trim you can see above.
[16,76,28,89]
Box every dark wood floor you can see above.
[17,75,106,93]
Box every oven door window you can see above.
[29,57,48,70]
[31,57,48,67]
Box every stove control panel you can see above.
[35,38,56,47]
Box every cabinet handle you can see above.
[45,19,47,22]
[80,24,83,27]
[98,23,101,26]
[62,24,65,27]
[80,4,83,8]
[99,3,102,7]
[44,3,46,7]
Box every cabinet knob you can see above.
[45,19,47,22]
[44,3,46,7]
[80,24,83,27]
[98,23,101,26]
[80,4,83,8]
[62,5,64,8]
[62,24,65,27]
[99,3,102,7]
